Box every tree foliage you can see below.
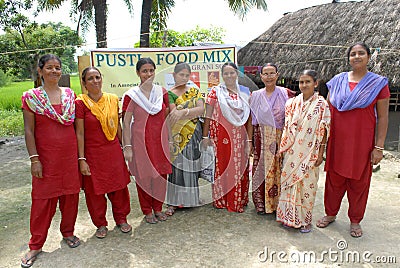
[36,0,134,48]
[0,22,82,79]
[139,0,268,47]
[135,25,225,48]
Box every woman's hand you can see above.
[123,147,133,162]
[371,148,384,165]
[314,154,324,167]
[79,160,91,176]
[31,161,43,178]
[168,109,186,126]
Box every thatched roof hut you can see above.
[238,0,400,90]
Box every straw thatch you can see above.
[237,0,400,88]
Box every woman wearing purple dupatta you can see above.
[317,43,390,238]
[249,63,290,214]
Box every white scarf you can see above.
[123,85,163,115]
[215,83,250,126]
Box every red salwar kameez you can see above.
[75,98,131,228]
[324,83,390,223]
[22,101,81,250]
[123,91,172,215]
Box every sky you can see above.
[32,0,361,52]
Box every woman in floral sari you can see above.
[165,62,205,216]
[276,70,330,233]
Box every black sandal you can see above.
[21,250,42,268]
[63,235,81,248]
[144,214,158,224]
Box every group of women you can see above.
[20,42,389,267]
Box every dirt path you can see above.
[0,136,399,267]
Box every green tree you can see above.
[139,0,268,47]
[135,25,225,48]
[0,22,82,79]
[37,0,134,48]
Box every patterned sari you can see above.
[276,93,330,228]
[167,87,204,207]
[250,87,288,214]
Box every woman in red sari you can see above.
[202,62,252,213]
[75,67,131,239]
[21,54,81,267]
[122,58,171,224]
[317,43,390,238]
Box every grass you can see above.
[0,75,81,137]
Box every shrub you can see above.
[0,110,24,137]
[0,70,11,87]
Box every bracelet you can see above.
[123,145,132,150]
[247,139,252,142]
[185,108,190,116]
[78,157,86,161]
[374,145,384,151]
[31,160,40,164]
[320,143,326,146]
[202,136,209,139]
[29,154,39,159]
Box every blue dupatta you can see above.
[327,72,388,111]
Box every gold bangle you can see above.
[374,145,384,151]
[31,160,40,164]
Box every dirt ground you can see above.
[0,136,399,268]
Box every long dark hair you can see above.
[221,62,238,74]
[174,62,191,74]
[262,63,278,73]
[346,42,371,63]
[136,57,156,72]
[81,66,102,82]
[301,69,318,82]
[38,54,62,84]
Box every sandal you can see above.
[316,216,336,228]
[154,211,168,221]
[350,224,363,238]
[63,235,81,248]
[117,222,132,233]
[300,225,312,233]
[165,206,176,216]
[21,250,42,268]
[144,214,158,224]
[95,226,108,239]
